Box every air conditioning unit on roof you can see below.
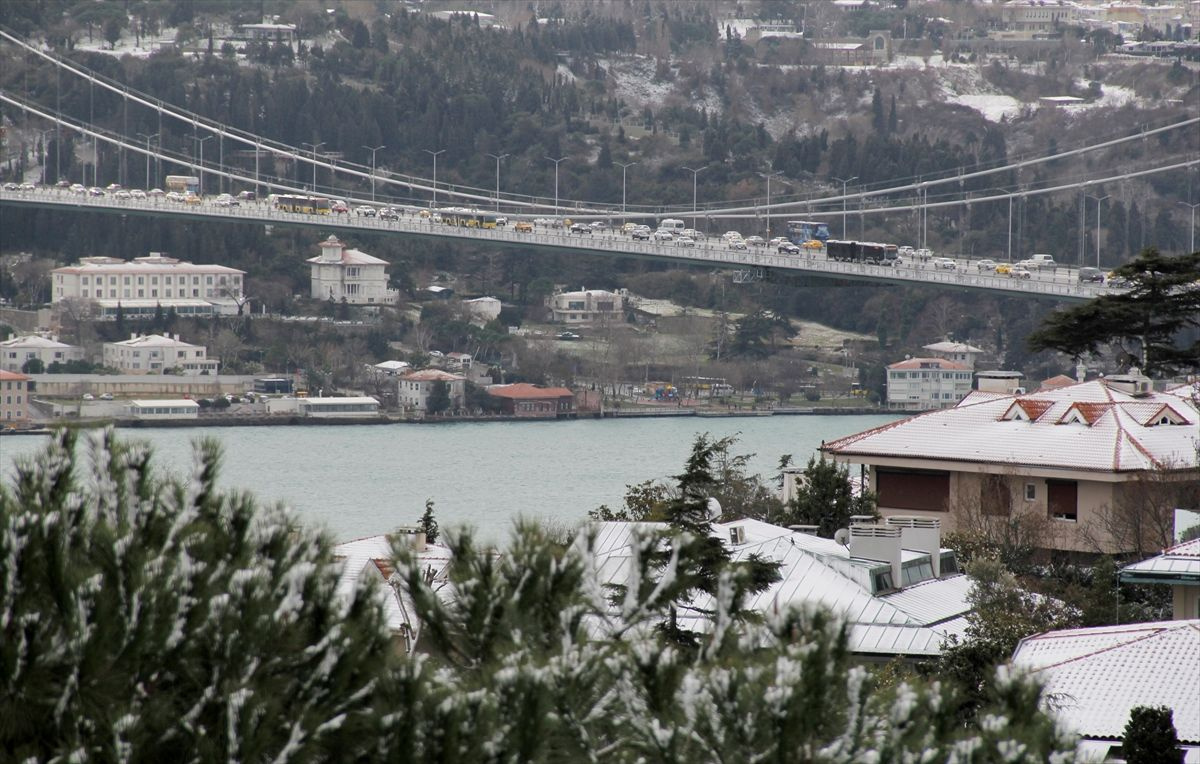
[729,525,746,546]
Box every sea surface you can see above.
[2,415,900,543]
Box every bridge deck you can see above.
[0,188,1112,302]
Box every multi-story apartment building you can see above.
[307,235,399,305]
[547,288,624,325]
[397,369,465,412]
[0,369,31,424]
[0,335,85,372]
[51,253,246,319]
[102,333,219,374]
[885,357,975,410]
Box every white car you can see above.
[931,257,957,270]
[69,183,87,195]
[355,206,377,217]
[1008,266,1032,280]
[130,189,147,199]
[721,231,743,242]
[745,236,766,247]
[675,236,696,247]
[653,229,674,241]
[728,238,748,251]
[114,190,132,199]
[975,259,997,272]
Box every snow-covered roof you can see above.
[583,518,972,658]
[108,334,202,349]
[374,360,410,372]
[887,357,971,371]
[1012,620,1200,745]
[823,379,1198,474]
[332,533,453,643]
[0,335,75,349]
[53,258,242,275]
[400,369,465,382]
[129,399,200,408]
[1120,537,1200,583]
[922,341,983,354]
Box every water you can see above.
[2,416,899,543]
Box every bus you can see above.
[436,207,500,229]
[165,175,200,196]
[274,195,332,214]
[827,239,898,266]
[786,220,832,244]
[658,218,685,232]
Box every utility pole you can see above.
[616,161,637,222]
[545,155,567,219]
[191,134,213,195]
[1179,202,1200,254]
[301,141,325,194]
[833,176,857,238]
[423,148,445,206]
[1087,193,1110,268]
[485,152,509,211]
[363,144,386,202]
[137,132,158,189]
[681,165,708,229]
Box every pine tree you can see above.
[784,455,876,537]
[1123,706,1183,764]
[418,498,439,544]
[0,429,394,760]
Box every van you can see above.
[659,218,685,232]
[1028,254,1056,270]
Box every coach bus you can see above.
[165,175,200,196]
[273,194,332,214]
[436,207,500,229]
[785,220,832,245]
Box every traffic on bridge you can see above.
[0,183,1118,302]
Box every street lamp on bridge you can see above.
[137,132,158,189]
[833,176,858,238]
[1179,201,1200,254]
[616,161,637,222]
[363,144,386,202]
[545,155,567,219]
[191,134,213,195]
[760,169,785,238]
[485,152,509,211]
[681,165,708,230]
[301,141,325,194]
[423,148,445,206]
[1086,193,1110,268]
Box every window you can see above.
[568,301,585,310]
[876,469,950,512]
[1047,480,1078,522]
[82,276,89,285]
[1024,483,1037,501]
[981,474,1012,516]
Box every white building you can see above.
[397,369,465,412]
[548,288,624,325]
[0,335,85,372]
[103,333,219,374]
[307,235,399,305]
[921,341,984,369]
[885,357,974,410]
[463,296,502,324]
[586,517,973,660]
[265,396,381,418]
[999,0,1084,34]
[1011,619,1200,762]
[51,254,246,319]
[128,399,200,420]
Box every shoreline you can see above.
[2,406,896,434]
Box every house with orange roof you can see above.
[884,357,974,411]
[823,373,1200,555]
[0,369,32,425]
[397,368,465,412]
[486,383,575,418]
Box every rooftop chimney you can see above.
[849,524,902,588]
[1075,363,1087,382]
[886,516,942,578]
[392,525,427,553]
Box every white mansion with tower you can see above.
[307,236,398,305]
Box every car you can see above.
[165,191,184,202]
[683,228,705,240]
[418,209,431,218]
[728,238,748,250]
[147,188,164,197]
[675,236,696,247]
[621,222,639,233]
[745,236,766,247]
[769,237,788,248]
[1078,267,1105,283]
[430,213,443,223]
[355,205,377,217]
[130,189,147,199]
[898,245,915,258]
[237,190,257,201]
[378,207,399,220]
[1008,266,1032,279]
[556,331,581,341]
[1107,273,1130,288]
[914,248,933,261]
[114,190,132,200]
[184,194,202,205]
[801,239,824,250]
[994,263,1013,275]
[778,242,800,255]
[81,393,94,401]
[331,200,349,214]
[652,229,674,241]
[99,393,114,401]
[631,227,651,241]
[975,259,997,272]
[69,183,87,195]
[931,257,957,270]
[87,186,104,196]
[55,179,71,188]
[105,183,122,191]
[589,221,606,231]
[215,193,239,206]
[495,217,508,226]
[3,182,18,191]
[570,223,592,234]
[721,231,742,242]
[17,182,34,191]
[514,221,533,233]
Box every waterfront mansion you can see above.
[51,253,246,319]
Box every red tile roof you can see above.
[1039,374,1078,391]
[1011,399,1054,421]
[400,369,465,382]
[0,370,31,382]
[487,383,574,400]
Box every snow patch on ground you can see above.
[556,63,577,82]
[73,27,180,59]
[603,56,678,108]
[948,94,1026,123]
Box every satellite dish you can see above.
[706,497,722,520]
[833,528,851,547]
